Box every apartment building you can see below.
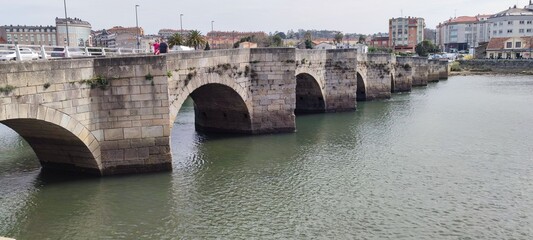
[55,17,92,46]
[369,33,390,48]
[488,3,533,38]
[0,25,57,45]
[389,17,425,52]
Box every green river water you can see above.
[1,75,533,239]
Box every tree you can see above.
[271,35,283,47]
[204,42,211,51]
[186,30,206,50]
[415,40,439,57]
[168,33,185,48]
[305,39,313,49]
[304,31,312,41]
[334,32,344,44]
[358,34,366,44]
[275,32,287,39]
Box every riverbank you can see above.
[449,70,533,76]
[453,59,533,75]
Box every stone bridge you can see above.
[0,48,448,176]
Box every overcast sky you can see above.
[0,0,527,35]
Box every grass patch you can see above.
[0,85,16,95]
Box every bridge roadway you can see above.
[0,48,448,176]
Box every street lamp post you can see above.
[135,5,140,50]
[63,0,70,46]
[180,14,184,34]
[211,20,215,49]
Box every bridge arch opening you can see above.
[0,118,101,175]
[175,83,252,134]
[295,73,325,114]
[356,72,367,101]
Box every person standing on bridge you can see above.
[159,40,168,54]
[153,39,160,55]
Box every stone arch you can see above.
[356,72,367,101]
[0,104,102,174]
[295,72,326,114]
[169,80,252,134]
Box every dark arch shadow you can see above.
[0,119,101,175]
[295,73,325,114]
[356,72,367,101]
[185,83,252,134]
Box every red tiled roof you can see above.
[487,37,509,50]
[448,16,478,23]
[487,37,533,50]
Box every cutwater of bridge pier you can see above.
[0,48,448,175]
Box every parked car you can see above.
[0,48,39,61]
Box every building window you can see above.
[528,21,533,24]
[493,30,498,34]
[500,22,504,26]
[520,29,525,33]
[499,30,503,34]
[516,42,522,48]
[508,21,513,25]
[493,23,497,26]
[507,29,513,33]
[520,21,525,24]
[528,29,533,33]
[506,42,513,48]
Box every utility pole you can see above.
[135,5,140,50]
[211,20,215,49]
[180,14,184,34]
[63,0,70,46]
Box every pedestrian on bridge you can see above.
[153,39,160,55]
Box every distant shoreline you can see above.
[449,70,533,76]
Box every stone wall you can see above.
[91,56,172,175]
[428,60,441,82]
[0,60,102,174]
[457,60,533,73]
[394,57,414,93]
[359,54,394,100]
[438,60,449,79]
[410,57,429,86]
[296,49,358,112]
[166,48,296,134]
[323,49,358,111]
[165,49,253,133]
[249,48,296,133]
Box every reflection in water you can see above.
[1,75,533,239]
